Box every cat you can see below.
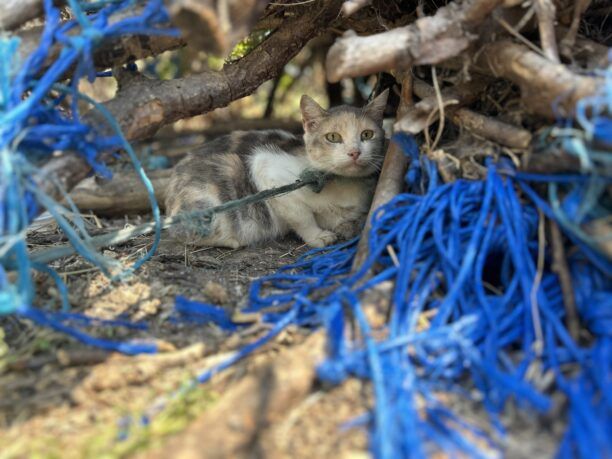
[165,89,389,248]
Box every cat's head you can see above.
[300,89,388,177]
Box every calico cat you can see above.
[165,89,389,248]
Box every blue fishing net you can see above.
[0,0,176,352]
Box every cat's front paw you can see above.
[306,230,337,248]
[334,219,364,240]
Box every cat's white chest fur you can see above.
[249,147,373,246]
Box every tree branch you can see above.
[534,0,560,62]
[395,78,486,134]
[99,0,342,141]
[16,15,185,76]
[352,72,413,273]
[39,0,343,200]
[0,0,51,31]
[325,0,504,82]
[68,170,172,216]
[475,40,603,118]
[400,79,532,149]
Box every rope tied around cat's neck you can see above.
[24,169,334,267]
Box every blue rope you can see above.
[1,0,175,349]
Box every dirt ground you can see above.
[0,214,376,459]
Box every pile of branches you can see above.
[2,1,610,456]
[4,0,609,198]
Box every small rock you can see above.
[203,281,229,305]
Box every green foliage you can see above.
[227,30,272,63]
[82,386,217,459]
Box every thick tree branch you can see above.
[475,41,603,118]
[560,0,592,56]
[68,170,171,216]
[325,0,504,82]
[400,79,532,149]
[17,15,185,75]
[534,0,560,62]
[38,0,343,199]
[395,78,486,134]
[449,109,532,149]
[352,72,413,273]
[99,0,342,141]
[0,0,51,31]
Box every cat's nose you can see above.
[348,150,361,160]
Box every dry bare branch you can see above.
[352,72,413,272]
[534,0,560,62]
[325,0,504,82]
[449,109,532,149]
[560,0,592,56]
[341,0,372,17]
[400,79,532,149]
[475,41,603,118]
[68,170,171,216]
[0,0,49,31]
[395,78,486,134]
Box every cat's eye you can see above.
[325,132,343,143]
[361,129,374,141]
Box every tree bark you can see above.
[475,41,603,118]
[16,12,185,76]
[68,169,171,216]
[326,0,504,82]
[0,0,50,31]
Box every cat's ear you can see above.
[363,88,389,124]
[300,95,327,132]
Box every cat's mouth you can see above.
[337,160,376,176]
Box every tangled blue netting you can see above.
[0,0,610,457]
[0,0,177,353]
